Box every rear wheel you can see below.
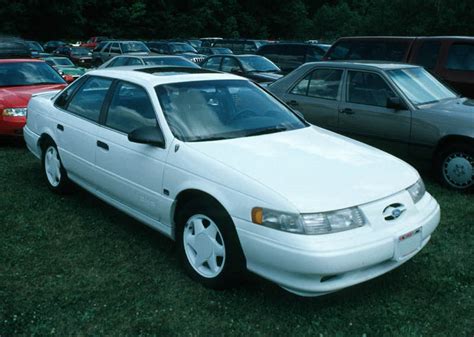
[41,141,70,194]
[435,143,474,191]
[176,199,245,289]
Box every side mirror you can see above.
[386,97,407,110]
[128,126,165,148]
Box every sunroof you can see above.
[135,66,218,76]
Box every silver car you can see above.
[269,61,474,191]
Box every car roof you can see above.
[90,66,245,86]
[306,61,419,70]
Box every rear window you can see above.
[446,43,474,71]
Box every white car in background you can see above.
[23,67,440,296]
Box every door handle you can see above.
[57,124,64,131]
[97,140,109,151]
[287,100,299,106]
[339,108,355,115]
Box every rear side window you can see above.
[446,43,474,71]
[55,76,88,109]
[415,41,441,70]
[202,57,222,70]
[108,57,129,67]
[67,77,113,122]
[347,71,396,107]
[110,43,121,54]
[127,58,143,66]
[291,69,343,100]
[105,82,156,133]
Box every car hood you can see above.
[186,126,419,213]
[178,52,206,59]
[0,84,66,109]
[424,97,474,116]
[247,71,283,82]
[57,66,85,75]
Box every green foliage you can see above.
[0,0,473,42]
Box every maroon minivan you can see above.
[324,36,474,98]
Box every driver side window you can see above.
[347,71,397,107]
[105,81,157,134]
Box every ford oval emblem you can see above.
[383,203,406,221]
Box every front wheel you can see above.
[436,143,474,191]
[176,200,245,289]
[41,142,70,194]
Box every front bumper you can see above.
[234,191,440,296]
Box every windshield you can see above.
[239,56,280,72]
[52,58,74,66]
[171,43,197,53]
[144,57,199,68]
[387,67,457,105]
[71,48,91,56]
[156,80,306,142]
[122,42,150,53]
[0,62,65,87]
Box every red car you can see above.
[80,36,109,50]
[0,59,67,136]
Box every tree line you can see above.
[1,0,473,42]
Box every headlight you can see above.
[407,178,425,204]
[251,207,367,235]
[2,108,27,117]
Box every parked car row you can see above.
[2,32,472,297]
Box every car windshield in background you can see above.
[51,58,74,66]
[171,44,197,53]
[121,42,149,53]
[71,48,91,56]
[0,62,65,87]
[144,57,199,67]
[387,67,457,105]
[156,79,306,142]
[240,56,280,72]
[26,42,44,52]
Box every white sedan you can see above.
[24,67,440,296]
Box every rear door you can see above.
[337,70,411,158]
[53,76,114,188]
[282,67,343,131]
[94,80,170,222]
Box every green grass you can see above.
[1,142,473,337]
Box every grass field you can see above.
[1,141,473,337]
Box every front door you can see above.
[337,70,411,158]
[94,80,170,223]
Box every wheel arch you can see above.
[171,189,231,232]
[38,132,57,152]
[434,134,474,160]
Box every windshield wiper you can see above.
[191,136,229,142]
[244,125,288,137]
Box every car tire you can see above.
[41,141,71,194]
[435,142,474,192]
[176,199,246,289]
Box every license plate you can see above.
[394,227,422,260]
